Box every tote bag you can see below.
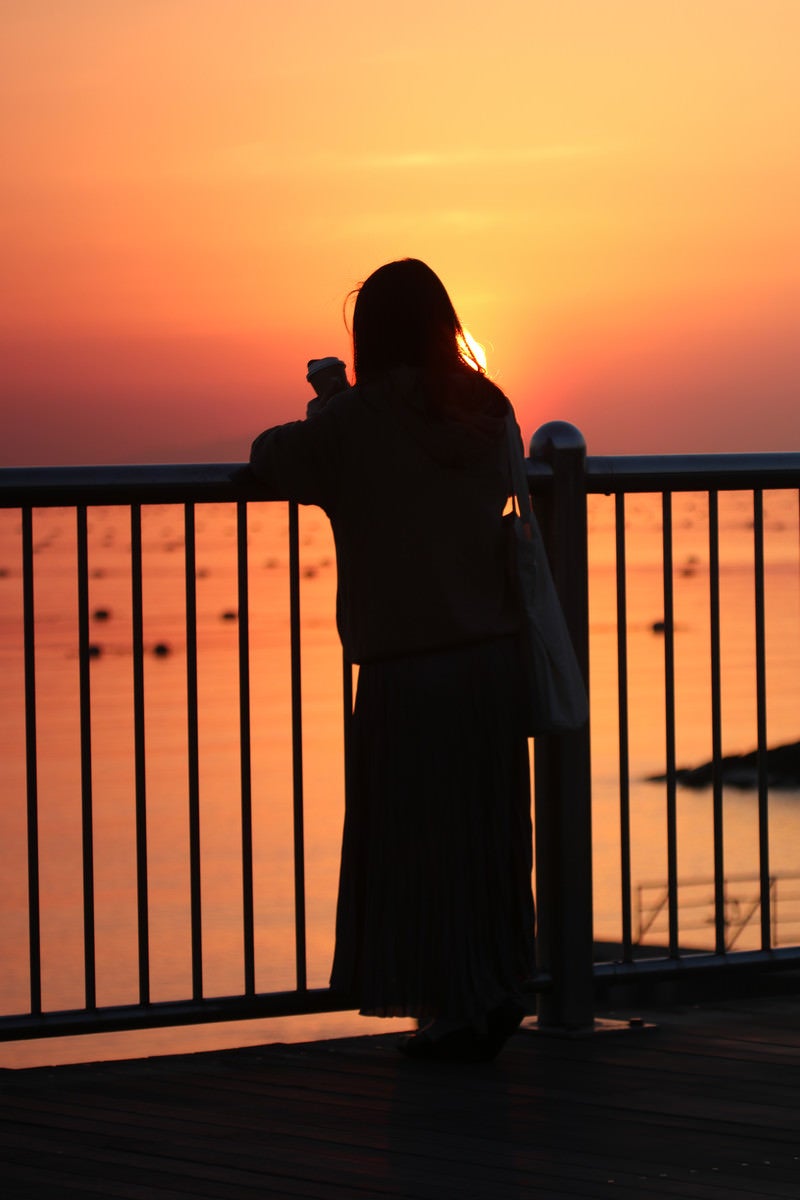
[506,415,589,735]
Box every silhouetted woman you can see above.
[250,259,535,1060]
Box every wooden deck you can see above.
[1,994,799,1199]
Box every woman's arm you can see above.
[249,390,350,508]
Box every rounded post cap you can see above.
[530,421,586,460]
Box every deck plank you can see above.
[2,995,799,1199]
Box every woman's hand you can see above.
[306,372,349,416]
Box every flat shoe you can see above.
[486,998,526,1047]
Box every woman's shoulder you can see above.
[435,369,511,430]
[462,369,510,413]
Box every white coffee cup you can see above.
[306,357,347,397]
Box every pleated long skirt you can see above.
[330,635,536,1027]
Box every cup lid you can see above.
[306,356,346,377]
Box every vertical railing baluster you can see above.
[184,502,203,1000]
[130,503,150,1004]
[708,491,725,955]
[753,489,771,950]
[661,492,679,958]
[21,507,42,1015]
[288,502,308,992]
[614,494,633,961]
[76,505,96,1010]
[237,501,256,996]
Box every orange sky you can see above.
[2,0,798,465]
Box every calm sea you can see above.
[1,490,798,1066]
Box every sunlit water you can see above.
[0,490,798,1066]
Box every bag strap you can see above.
[505,412,533,524]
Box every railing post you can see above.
[530,421,594,1030]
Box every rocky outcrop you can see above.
[647,741,800,790]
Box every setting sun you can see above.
[459,329,488,372]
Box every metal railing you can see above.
[531,424,800,1019]
[0,468,358,1040]
[1,425,799,1042]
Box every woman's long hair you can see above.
[351,259,482,384]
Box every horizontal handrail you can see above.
[0,460,552,508]
[594,945,800,983]
[4,450,800,509]
[0,463,261,508]
[586,452,800,493]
